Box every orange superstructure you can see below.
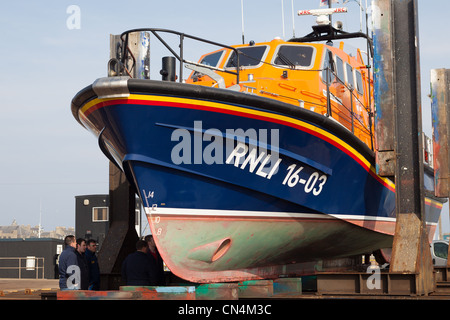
[186,38,374,148]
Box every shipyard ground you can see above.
[0,278,58,300]
[1,269,450,301]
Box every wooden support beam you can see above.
[431,69,450,197]
[373,0,434,295]
[373,0,395,177]
[97,163,138,290]
[430,69,450,268]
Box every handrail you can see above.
[323,62,373,147]
[119,28,241,84]
[0,257,45,279]
[331,67,372,131]
[118,28,373,147]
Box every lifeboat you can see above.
[71,8,444,283]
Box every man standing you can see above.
[121,240,153,286]
[58,235,79,290]
[85,239,100,290]
[76,238,89,290]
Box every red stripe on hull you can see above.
[85,96,394,192]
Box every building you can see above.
[0,220,39,238]
[0,238,64,279]
[75,194,142,250]
[0,220,74,240]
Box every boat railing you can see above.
[323,58,373,148]
[119,28,241,84]
[118,28,374,148]
[209,48,373,140]
[331,66,372,130]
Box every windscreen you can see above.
[274,45,314,68]
[199,50,224,67]
[225,46,267,68]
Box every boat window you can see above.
[434,242,448,259]
[191,50,225,79]
[336,56,345,83]
[199,50,225,68]
[321,50,335,84]
[273,45,314,68]
[225,46,267,68]
[346,63,354,89]
[355,70,364,94]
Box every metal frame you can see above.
[316,271,420,296]
[0,257,45,279]
[120,28,241,84]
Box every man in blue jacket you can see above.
[58,235,79,290]
[85,239,100,290]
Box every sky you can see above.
[0,0,449,237]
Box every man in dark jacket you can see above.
[58,235,79,290]
[121,240,154,286]
[85,239,100,290]
[76,238,89,290]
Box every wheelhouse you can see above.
[186,39,373,147]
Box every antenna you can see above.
[38,199,42,238]
[343,0,363,32]
[291,0,295,38]
[281,0,285,39]
[241,0,245,44]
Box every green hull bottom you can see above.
[147,209,393,283]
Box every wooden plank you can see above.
[121,286,196,300]
[195,283,239,300]
[238,280,273,298]
[273,278,302,296]
[431,69,450,197]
